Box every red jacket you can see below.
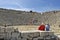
[38,24,45,31]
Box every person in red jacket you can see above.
[38,23,45,31]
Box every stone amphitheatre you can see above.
[0,8,60,35]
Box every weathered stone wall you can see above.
[20,31,56,40]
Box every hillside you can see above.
[0,8,60,26]
[0,8,41,26]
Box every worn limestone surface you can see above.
[0,26,57,40]
[20,30,56,40]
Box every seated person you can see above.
[38,23,45,31]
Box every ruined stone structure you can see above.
[0,26,56,40]
[0,8,60,35]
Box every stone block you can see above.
[21,33,29,38]
[21,32,40,39]
[33,37,44,40]
[21,38,27,40]
[40,31,54,37]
